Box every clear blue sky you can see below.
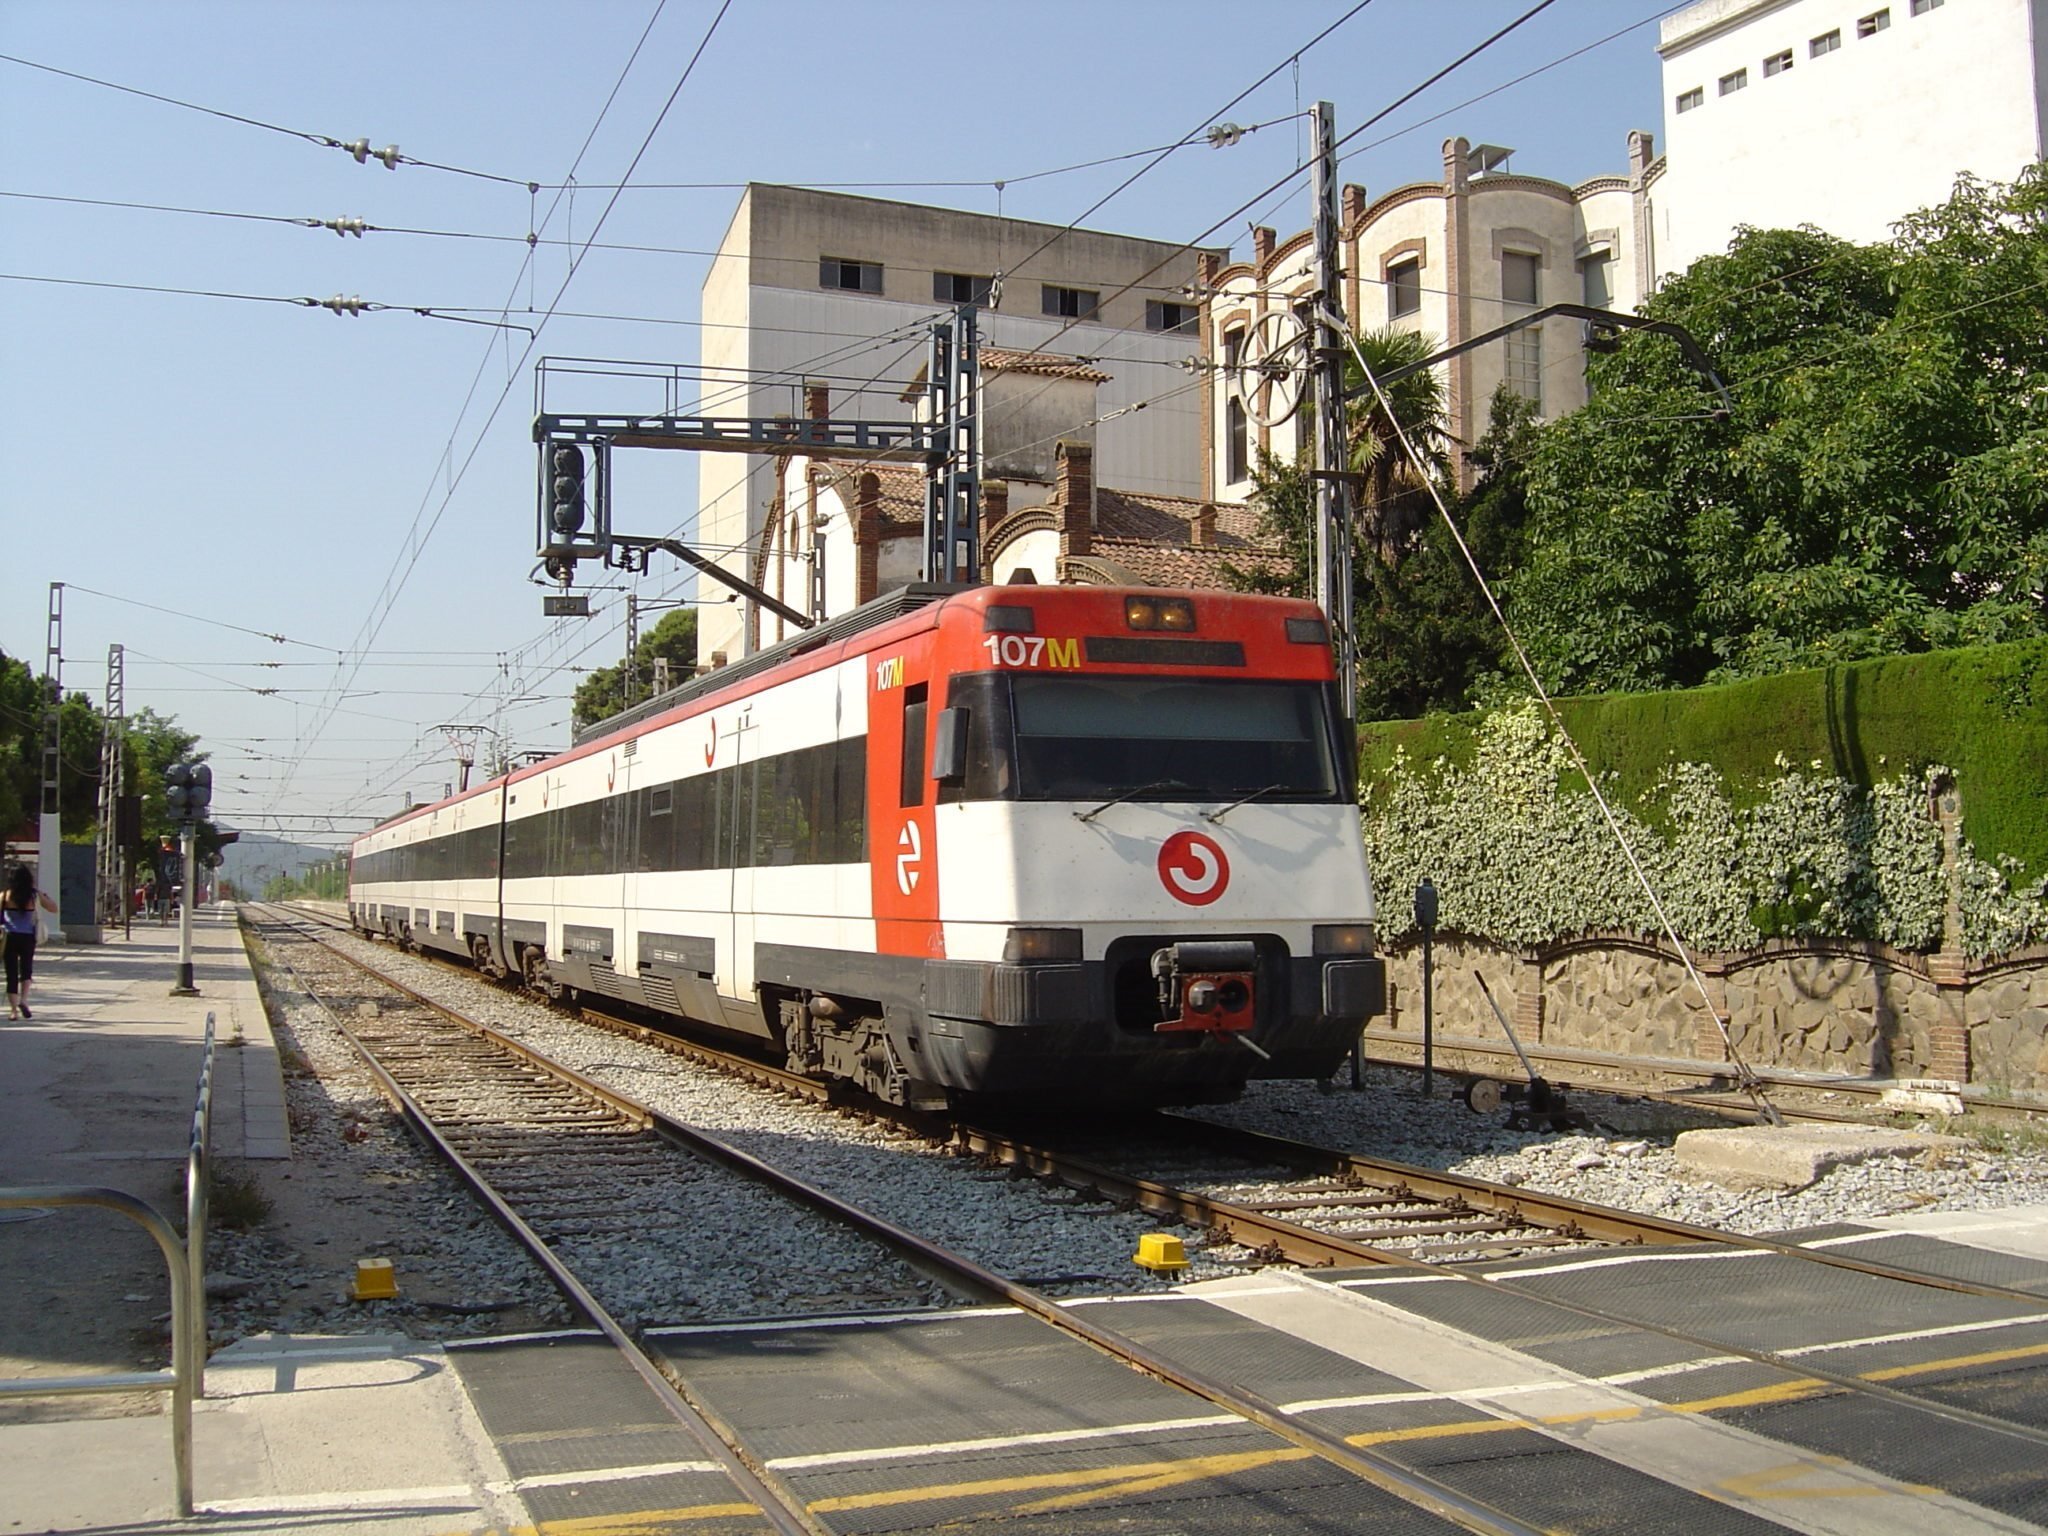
[1,0,1673,845]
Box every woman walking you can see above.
[4,865,57,1020]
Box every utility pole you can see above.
[623,592,641,707]
[1311,100,1356,717]
[922,306,982,584]
[40,583,65,943]
[97,644,127,935]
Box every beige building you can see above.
[1201,134,1658,497]
[696,184,1222,658]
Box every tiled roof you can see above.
[899,349,1110,401]
[1094,488,1265,548]
[814,460,924,527]
[1083,537,1287,590]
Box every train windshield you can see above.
[939,673,1343,804]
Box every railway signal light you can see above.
[164,762,212,823]
[549,443,587,537]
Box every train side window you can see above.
[900,683,928,808]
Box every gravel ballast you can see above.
[233,918,2048,1349]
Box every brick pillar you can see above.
[1692,967,1732,1062]
[1342,183,1367,330]
[1927,952,1972,1084]
[1252,225,1277,268]
[1514,955,1545,1045]
[804,381,830,422]
[1442,136,1475,493]
[1055,441,1093,559]
[1196,251,1221,290]
[854,472,881,605]
[1191,503,1217,546]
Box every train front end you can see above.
[907,586,1385,1106]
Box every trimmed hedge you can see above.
[1358,639,2048,883]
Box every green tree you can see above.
[1511,167,2048,693]
[572,608,699,732]
[1226,351,1525,720]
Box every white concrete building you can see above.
[1202,134,1657,499]
[695,185,1221,660]
[1651,0,2048,274]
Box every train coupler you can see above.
[1150,940,1258,1042]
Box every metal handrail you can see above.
[187,1011,215,1396]
[0,1187,195,1516]
[0,1010,217,1518]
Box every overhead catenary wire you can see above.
[271,0,735,814]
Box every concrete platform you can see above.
[1675,1123,1965,1190]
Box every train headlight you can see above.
[1313,923,1375,956]
[1125,597,1195,632]
[1003,927,1083,963]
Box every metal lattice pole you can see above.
[97,644,125,928]
[1311,101,1355,717]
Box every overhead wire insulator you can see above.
[1207,122,1247,149]
[341,139,401,169]
[316,294,368,317]
[321,216,367,238]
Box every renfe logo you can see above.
[895,820,923,894]
[1158,830,1229,906]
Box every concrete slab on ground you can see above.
[1674,1123,1964,1190]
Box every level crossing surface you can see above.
[5,906,2048,1533]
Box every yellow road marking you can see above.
[1865,1339,2048,1382]
[1718,1458,1941,1502]
[431,1332,2046,1532]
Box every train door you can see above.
[867,642,942,958]
[721,703,760,1009]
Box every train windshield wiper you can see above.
[1204,784,1286,824]
[1074,779,1192,823]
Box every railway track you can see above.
[263,902,2048,1521]
[246,904,1569,1536]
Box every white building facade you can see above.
[696,185,1221,660]
[1202,134,1657,499]
[1651,0,2048,273]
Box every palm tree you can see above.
[1343,327,1455,565]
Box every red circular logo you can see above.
[1158,830,1230,906]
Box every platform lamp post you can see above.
[165,762,211,997]
[1415,877,1439,1097]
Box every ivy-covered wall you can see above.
[1359,639,2048,887]
[1360,702,2048,959]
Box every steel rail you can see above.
[247,910,824,1536]
[280,909,2048,1463]
[253,908,1548,1536]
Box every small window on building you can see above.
[1811,28,1841,55]
[1719,67,1748,95]
[1859,9,1890,37]
[1764,49,1793,76]
[1579,252,1613,310]
[821,256,883,294]
[1505,327,1542,410]
[1910,0,1941,14]
[1146,300,1199,334]
[1501,250,1539,308]
[1222,326,1246,376]
[933,272,994,305]
[1226,398,1249,484]
[1387,257,1422,318]
[1675,86,1705,113]
[1042,284,1099,319]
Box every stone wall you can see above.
[1376,932,2048,1097]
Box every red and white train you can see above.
[349,583,1385,1107]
